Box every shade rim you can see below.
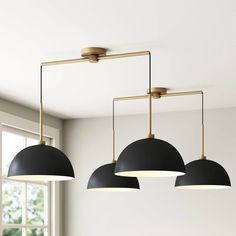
[115,170,186,177]
[7,175,75,181]
[175,184,231,190]
[87,187,140,192]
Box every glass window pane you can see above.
[27,228,44,236]
[2,181,23,224]
[27,184,46,225]
[2,131,25,176]
[3,228,22,236]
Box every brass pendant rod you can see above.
[39,66,45,145]
[148,93,152,137]
[201,91,206,159]
[41,51,150,67]
[112,99,115,163]
[147,52,154,138]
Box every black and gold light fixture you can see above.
[8,66,75,181]
[175,92,231,189]
[87,100,140,191]
[7,47,230,188]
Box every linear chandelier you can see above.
[7,47,231,188]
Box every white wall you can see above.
[63,108,236,236]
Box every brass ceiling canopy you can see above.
[81,47,107,63]
[147,87,168,98]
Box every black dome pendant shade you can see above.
[175,92,231,189]
[175,159,231,189]
[8,144,75,181]
[7,66,75,181]
[115,138,185,177]
[87,163,140,191]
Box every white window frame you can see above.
[0,111,61,236]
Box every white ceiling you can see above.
[0,0,235,119]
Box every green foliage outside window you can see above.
[2,181,44,236]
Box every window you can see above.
[1,126,51,236]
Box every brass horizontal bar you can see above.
[113,95,148,101]
[41,57,89,66]
[99,51,149,61]
[41,51,150,66]
[161,90,203,97]
[113,90,203,102]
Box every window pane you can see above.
[3,228,22,236]
[27,184,45,225]
[2,181,23,224]
[27,228,44,236]
[2,131,25,176]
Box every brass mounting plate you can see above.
[81,47,107,63]
[147,87,168,98]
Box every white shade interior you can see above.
[115,170,186,177]
[8,175,75,181]
[175,185,231,190]
[87,187,140,192]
